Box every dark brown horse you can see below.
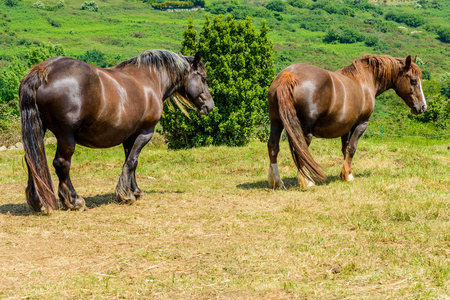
[19,50,214,212]
[267,55,426,189]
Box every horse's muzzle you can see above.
[411,104,427,115]
[199,101,214,115]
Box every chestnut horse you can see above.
[267,55,426,189]
[19,50,214,212]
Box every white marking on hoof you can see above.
[347,173,354,182]
[298,169,315,189]
[268,163,284,189]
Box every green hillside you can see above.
[0,0,449,76]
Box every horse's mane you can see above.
[116,49,190,82]
[339,55,422,82]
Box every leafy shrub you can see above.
[160,15,275,148]
[76,49,110,68]
[351,0,383,15]
[364,34,379,47]
[5,0,19,7]
[46,16,61,27]
[266,0,286,12]
[287,0,307,9]
[440,73,450,99]
[364,18,393,33]
[206,2,273,20]
[324,26,364,44]
[192,0,204,7]
[413,80,450,129]
[384,10,425,28]
[436,26,450,43]
[81,1,98,12]
[0,57,28,105]
[152,1,194,9]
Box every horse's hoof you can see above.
[116,193,136,205]
[269,179,285,189]
[133,188,142,199]
[268,164,284,189]
[340,172,354,182]
[299,179,315,189]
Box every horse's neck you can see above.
[368,66,398,97]
[156,68,185,100]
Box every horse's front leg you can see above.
[340,121,368,182]
[268,119,285,189]
[53,138,86,211]
[116,129,154,204]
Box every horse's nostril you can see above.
[422,105,427,112]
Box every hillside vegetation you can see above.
[0,0,449,74]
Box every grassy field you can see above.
[0,135,449,298]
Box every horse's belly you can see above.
[312,119,356,139]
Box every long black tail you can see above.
[19,66,57,212]
[276,71,327,182]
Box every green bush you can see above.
[324,26,364,44]
[266,0,286,12]
[160,15,275,148]
[413,80,450,129]
[384,10,426,28]
[364,34,379,47]
[287,0,307,9]
[81,1,98,12]
[77,49,110,68]
[5,0,19,7]
[206,2,273,20]
[152,1,194,9]
[436,26,450,43]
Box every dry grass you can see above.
[0,136,449,299]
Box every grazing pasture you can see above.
[0,135,449,298]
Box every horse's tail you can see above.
[275,71,327,182]
[19,65,57,212]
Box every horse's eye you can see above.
[410,79,417,86]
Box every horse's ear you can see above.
[405,55,412,69]
[360,57,369,67]
[193,52,201,67]
[412,55,417,63]
[178,51,184,56]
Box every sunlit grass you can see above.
[0,136,448,298]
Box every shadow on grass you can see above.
[237,172,372,190]
[0,203,35,216]
[0,190,183,215]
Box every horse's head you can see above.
[183,52,214,115]
[394,55,427,115]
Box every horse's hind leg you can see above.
[340,121,368,181]
[116,129,154,204]
[53,138,86,211]
[296,132,315,189]
[268,119,284,189]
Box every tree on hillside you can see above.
[160,15,275,148]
